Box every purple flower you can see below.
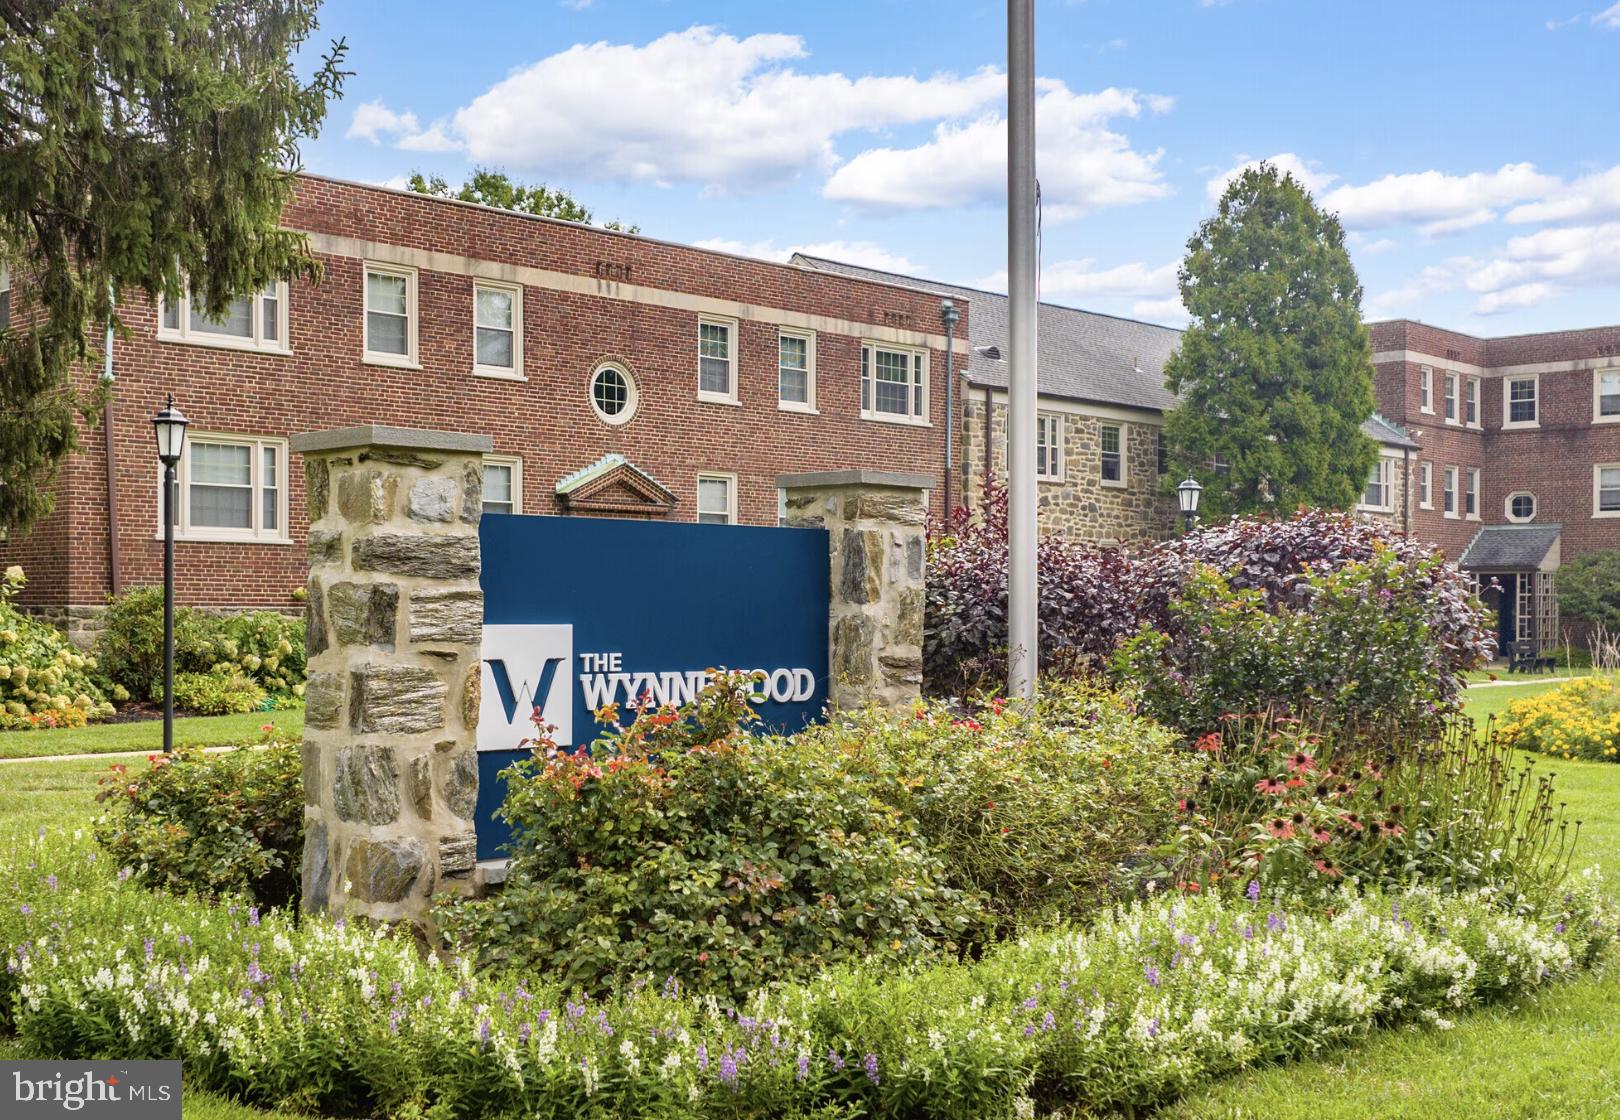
[1145,963,1161,988]
[797,1053,810,1082]
[1243,924,1254,940]
[45,874,57,891]
[827,1049,845,1071]
[248,907,260,927]
[863,1053,880,1085]
[718,1051,739,1087]
[118,867,132,881]
[389,1009,403,1035]
[1266,912,1286,933]
[537,1008,550,1025]
[479,1019,491,1044]
[1147,1017,1160,1039]
[1041,1011,1056,1032]
[697,1043,708,1072]
[519,1021,532,1044]
[18,904,29,917]
[1556,921,1567,934]
[1024,1024,1036,1037]
[1022,996,1038,1010]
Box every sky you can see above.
[299,0,1620,336]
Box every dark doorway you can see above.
[1495,573,1517,656]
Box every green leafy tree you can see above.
[1162,163,1378,519]
[1559,550,1620,630]
[0,0,347,535]
[406,168,638,232]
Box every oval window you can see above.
[1507,492,1536,522]
[590,364,637,425]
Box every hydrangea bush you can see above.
[1498,676,1620,761]
[1,824,1609,1119]
[0,566,115,727]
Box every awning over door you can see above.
[1458,524,1562,573]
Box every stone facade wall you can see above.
[962,396,1178,544]
[780,471,928,713]
[294,427,489,931]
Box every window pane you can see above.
[699,322,730,359]
[700,356,731,395]
[476,326,513,368]
[697,478,730,523]
[872,349,913,415]
[191,485,252,529]
[1510,380,1537,423]
[1602,468,1620,512]
[261,290,279,342]
[367,311,408,355]
[190,295,253,338]
[779,335,808,403]
[161,299,179,331]
[476,287,513,330]
[191,443,252,486]
[367,272,408,316]
[1600,373,1620,417]
[1101,426,1121,482]
[262,485,278,531]
[483,464,512,510]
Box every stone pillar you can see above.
[290,426,490,930]
[779,470,931,713]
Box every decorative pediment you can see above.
[555,454,678,517]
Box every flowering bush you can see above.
[172,668,268,716]
[1498,677,1620,761]
[436,673,977,997]
[0,566,115,727]
[1,823,1610,1119]
[92,730,303,907]
[806,683,1200,941]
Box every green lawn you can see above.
[0,709,301,760]
[1458,675,1587,727]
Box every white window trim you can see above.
[1419,366,1434,414]
[1099,422,1128,489]
[156,282,291,356]
[156,433,290,544]
[697,315,740,405]
[1465,376,1482,429]
[1358,456,1396,514]
[1035,412,1064,482]
[696,471,738,525]
[1596,463,1620,519]
[859,341,931,426]
[482,454,523,515]
[1504,490,1537,524]
[1503,373,1540,430]
[0,265,11,331]
[1594,368,1620,425]
[1442,466,1460,519]
[363,262,420,369]
[776,327,818,414]
[472,279,524,380]
[1443,371,1460,425]
[1418,461,1433,510]
[589,362,639,427]
[1464,467,1482,521]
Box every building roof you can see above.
[1458,524,1564,572]
[793,254,1420,449]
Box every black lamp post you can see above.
[1176,476,1203,534]
[152,395,189,754]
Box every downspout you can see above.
[983,383,994,494]
[940,300,959,518]
[1401,444,1411,537]
[102,289,121,596]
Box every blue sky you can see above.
[301,0,1620,336]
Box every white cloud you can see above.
[690,237,925,275]
[823,84,1172,221]
[1347,232,1397,255]
[1475,283,1557,315]
[434,27,1004,192]
[1505,165,1620,224]
[1033,257,1179,300]
[1205,153,1337,202]
[1318,163,1560,232]
[1596,3,1620,28]
[1465,221,1620,311]
[347,100,420,144]
[1364,263,1463,318]
[1131,296,1190,325]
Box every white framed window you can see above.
[158,433,288,543]
[482,455,522,515]
[1505,491,1537,523]
[696,472,737,525]
[1100,423,1126,487]
[473,281,522,378]
[1595,369,1620,423]
[157,282,289,354]
[1465,468,1480,519]
[860,342,929,423]
[364,263,418,367]
[1156,429,1168,476]
[1418,461,1433,509]
[1036,413,1063,481]
[777,329,817,412]
[0,265,10,331]
[1419,366,1433,414]
[1504,375,1539,428]
[589,362,638,426]
[1442,466,1459,518]
[1596,464,1620,518]
[1443,372,1459,424]
[1360,458,1394,512]
[1465,376,1481,427]
[698,316,738,403]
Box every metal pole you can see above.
[941,301,958,517]
[1006,0,1039,699]
[163,462,176,754]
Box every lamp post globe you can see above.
[152,395,188,754]
[1176,476,1203,533]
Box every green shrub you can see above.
[436,673,976,997]
[0,566,115,727]
[93,737,303,907]
[93,585,214,702]
[201,611,306,700]
[1559,549,1620,630]
[171,668,267,715]
[804,683,1200,940]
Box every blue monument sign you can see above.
[475,513,831,859]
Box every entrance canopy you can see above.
[1458,524,1561,573]
[1458,524,1562,658]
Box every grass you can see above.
[0,709,301,760]
[1458,675,1587,727]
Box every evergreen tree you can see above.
[1162,163,1378,520]
[407,169,638,233]
[0,0,347,534]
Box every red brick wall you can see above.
[3,175,967,611]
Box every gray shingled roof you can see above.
[791,254,1414,448]
[1458,525,1563,571]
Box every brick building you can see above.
[2,175,969,638]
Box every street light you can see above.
[152,395,189,755]
[1176,476,1203,534]
[940,299,960,516]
